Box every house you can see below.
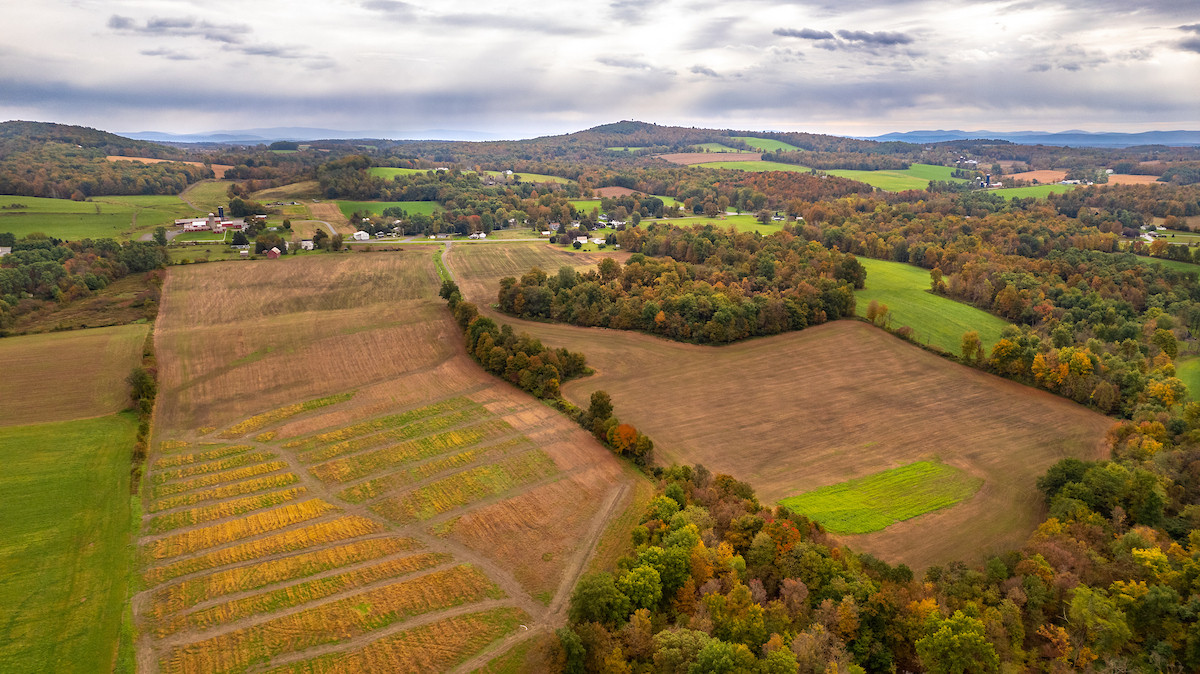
[549,222,561,231]
[239,250,249,257]
[575,236,588,244]
[266,247,281,259]
[590,237,606,245]
[352,231,370,241]
[0,246,10,257]
[300,240,315,250]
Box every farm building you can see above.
[467,232,488,239]
[175,213,245,232]
[266,247,281,259]
[0,246,10,257]
[352,231,370,241]
[299,240,315,250]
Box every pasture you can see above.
[644,213,784,234]
[779,461,982,534]
[606,146,648,152]
[0,194,193,240]
[447,254,1113,568]
[703,159,812,172]
[855,257,1010,353]
[144,250,638,670]
[995,184,1077,200]
[0,324,149,426]
[1177,357,1200,400]
[729,136,800,152]
[178,180,232,215]
[335,200,441,218]
[690,142,744,153]
[367,167,431,179]
[1135,255,1200,273]
[482,170,573,184]
[0,413,138,672]
[826,164,966,191]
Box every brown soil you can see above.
[655,152,763,165]
[593,186,638,197]
[106,156,233,179]
[1006,169,1067,183]
[1107,174,1161,185]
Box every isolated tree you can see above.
[153,226,167,246]
[231,231,249,246]
[961,331,983,364]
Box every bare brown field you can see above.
[105,156,233,178]
[448,254,1114,569]
[446,243,625,308]
[1107,173,1161,185]
[656,152,762,165]
[306,202,354,234]
[0,323,149,426]
[593,186,638,197]
[141,250,638,671]
[1006,169,1067,183]
[251,180,322,202]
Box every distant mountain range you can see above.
[119,127,500,144]
[863,129,1200,148]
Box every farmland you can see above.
[0,194,195,240]
[689,142,743,152]
[335,200,441,218]
[448,252,1113,568]
[855,257,1010,353]
[1178,357,1200,399]
[825,163,967,190]
[106,156,232,179]
[729,136,800,152]
[703,159,812,172]
[367,167,431,179]
[141,250,637,671]
[0,323,149,426]
[994,184,1078,199]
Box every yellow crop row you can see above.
[338,436,533,504]
[260,607,530,674]
[309,420,512,485]
[161,565,501,674]
[372,450,557,524]
[255,430,278,442]
[153,445,253,470]
[144,515,385,586]
[298,407,494,463]
[152,452,276,484]
[149,536,421,617]
[218,392,355,439]
[149,473,300,513]
[147,488,307,534]
[158,439,191,453]
[145,499,338,560]
[150,461,290,499]
[282,397,472,450]
[159,552,453,637]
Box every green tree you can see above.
[961,331,982,364]
[915,611,999,674]
[618,566,662,611]
[569,571,629,625]
[153,226,167,246]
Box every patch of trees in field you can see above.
[0,234,167,329]
[498,229,863,344]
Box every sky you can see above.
[2,0,1199,139]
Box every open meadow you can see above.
[729,136,800,152]
[335,200,441,219]
[143,251,640,671]
[448,249,1114,569]
[855,257,1010,353]
[995,184,1077,199]
[0,194,195,240]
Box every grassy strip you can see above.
[288,397,477,453]
[151,451,277,483]
[371,450,558,524]
[148,537,420,617]
[150,461,290,499]
[778,461,982,534]
[153,445,252,470]
[160,565,503,674]
[309,419,514,484]
[149,473,300,512]
[146,487,308,533]
[434,247,452,282]
[143,499,339,560]
[218,392,355,438]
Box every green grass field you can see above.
[778,461,983,534]
[690,142,743,153]
[855,257,1010,353]
[1134,255,1200,273]
[994,184,1078,200]
[367,167,431,179]
[336,200,442,218]
[605,146,648,152]
[1178,357,1200,401]
[704,160,814,173]
[643,214,784,234]
[179,181,232,215]
[729,136,799,152]
[0,195,195,240]
[825,164,965,191]
[482,170,573,184]
[0,413,139,672]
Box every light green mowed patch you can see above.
[1177,357,1200,401]
[729,136,800,152]
[368,167,431,179]
[855,257,1010,354]
[0,414,139,672]
[0,194,195,240]
[336,200,442,218]
[993,184,1078,200]
[779,461,983,534]
[825,164,966,191]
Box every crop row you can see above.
[255,431,277,443]
[308,419,514,485]
[262,607,530,674]
[154,445,252,470]
[338,436,535,504]
[149,473,301,513]
[298,406,493,463]
[151,461,290,499]
[159,439,191,453]
[218,392,355,439]
[145,516,385,585]
[152,452,277,484]
[372,450,558,524]
[144,499,339,561]
[147,488,308,534]
[160,564,502,674]
[283,396,474,450]
[149,536,421,618]
[158,552,453,637]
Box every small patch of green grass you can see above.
[993,184,1078,200]
[336,200,442,218]
[368,167,430,179]
[779,460,982,534]
[690,142,744,153]
[729,136,799,152]
[1177,357,1200,400]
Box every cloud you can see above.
[597,56,673,74]
[108,15,252,44]
[610,0,655,23]
[836,30,913,46]
[139,48,198,61]
[691,65,719,77]
[432,13,586,35]
[774,28,834,40]
[1182,24,1200,33]
[362,0,414,15]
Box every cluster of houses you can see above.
[174,207,265,233]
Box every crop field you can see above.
[855,257,1010,353]
[729,136,800,152]
[995,184,1077,199]
[448,257,1113,568]
[825,164,966,191]
[367,167,431,179]
[0,193,194,239]
[335,200,441,218]
[778,461,983,534]
[0,414,138,672]
[658,152,763,165]
[702,159,812,172]
[140,250,637,670]
[445,242,621,302]
[0,323,149,426]
[643,213,783,234]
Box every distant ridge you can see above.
[864,129,1200,148]
[121,127,499,144]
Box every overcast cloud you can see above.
[1,0,1197,138]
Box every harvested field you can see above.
[448,257,1113,568]
[0,324,149,426]
[106,156,233,178]
[141,250,638,671]
[656,151,762,165]
[306,202,353,233]
[1107,173,1161,184]
[1006,169,1067,183]
[445,242,623,308]
[593,186,638,197]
